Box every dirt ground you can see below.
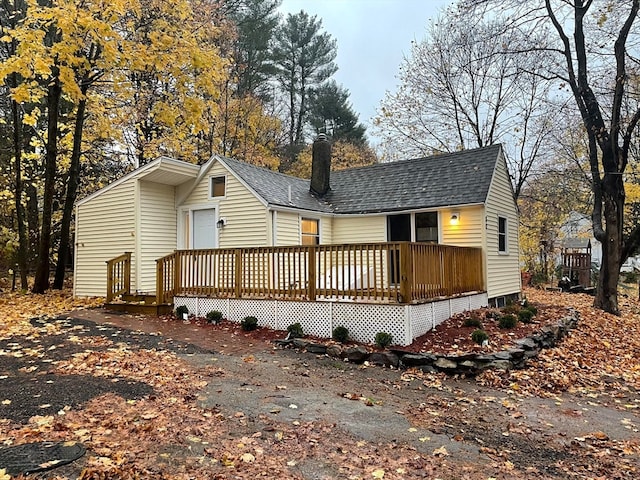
[0,290,639,479]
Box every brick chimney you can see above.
[310,134,331,197]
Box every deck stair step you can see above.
[105,294,174,316]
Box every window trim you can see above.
[300,217,320,245]
[498,215,508,254]
[414,211,440,244]
[209,175,227,199]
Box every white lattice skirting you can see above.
[174,293,488,346]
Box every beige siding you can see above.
[181,163,268,248]
[74,179,137,297]
[484,155,520,299]
[332,216,386,244]
[138,181,177,292]
[275,211,300,245]
[441,206,484,248]
[321,215,332,244]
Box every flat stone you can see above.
[459,360,479,369]
[306,343,327,354]
[515,337,537,350]
[399,353,436,366]
[344,346,369,363]
[326,344,343,358]
[506,348,525,360]
[368,352,399,368]
[492,351,512,361]
[486,360,512,370]
[434,357,458,370]
[293,338,308,349]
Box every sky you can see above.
[279,0,453,141]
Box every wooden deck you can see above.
[107,242,484,310]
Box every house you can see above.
[74,139,520,345]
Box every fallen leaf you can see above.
[240,453,255,463]
[433,446,449,457]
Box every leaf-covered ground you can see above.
[0,288,638,479]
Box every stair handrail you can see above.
[156,251,177,304]
[106,252,132,302]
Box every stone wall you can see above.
[275,310,579,375]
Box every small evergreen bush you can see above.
[463,316,483,328]
[498,314,518,329]
[518,309,534,324]
[501,303,520,315]
[374,332,393,349]
[175,305,189,318]
[332,326,349,343]
[471,329,489,345]
[241,316,258,331]
[206,310,223,324]
[286,322,304,338]
[525,305,538,315]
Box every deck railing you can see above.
[106,252,131,302]
[155,242,484,305]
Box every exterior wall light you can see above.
[450,212,460,225]
[217,217,226,229]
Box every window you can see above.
[498,216,507,253]
[415,212,438,243]
[210,176,226,198]
[301,218,319,245]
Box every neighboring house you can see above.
[74,140,520,344]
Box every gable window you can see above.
[498,216,508,253]
[415,212,438,243]
[210,176,226,198]
[301,218,320,245]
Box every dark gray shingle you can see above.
[221,144,502,214]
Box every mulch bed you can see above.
[168,299,569,357]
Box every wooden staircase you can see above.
[105,253,174,316]
[105,293,174,316]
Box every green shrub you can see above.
[501,303,520,315]
[471,329,489,345]
[332,326,349,343]
[498,314,518,329]
[525,305,538,315]
[175,305,189,318]
[374,332,393,349]
[286,322,304,338]
[623,271,639,284]
[518,309,534,324]
[206,310,224,324]
[241,316,258,331]
[463,316,483,328]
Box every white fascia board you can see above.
[77,156,198,207]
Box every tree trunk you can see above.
[10,72,29,290]
[594,171,625,314]
[32,76,62,294]
[53,94,86,289]
[25,182,40,268]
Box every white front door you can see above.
[192,208,217,249]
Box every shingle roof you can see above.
[221,144,503,215]
[220,157,333,213]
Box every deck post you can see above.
[399,242,412,304]
[156,259,163,304]
[308,245,317,301]
[174,252,182,298]
[235,248,242,298]
[123,252,131,295]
